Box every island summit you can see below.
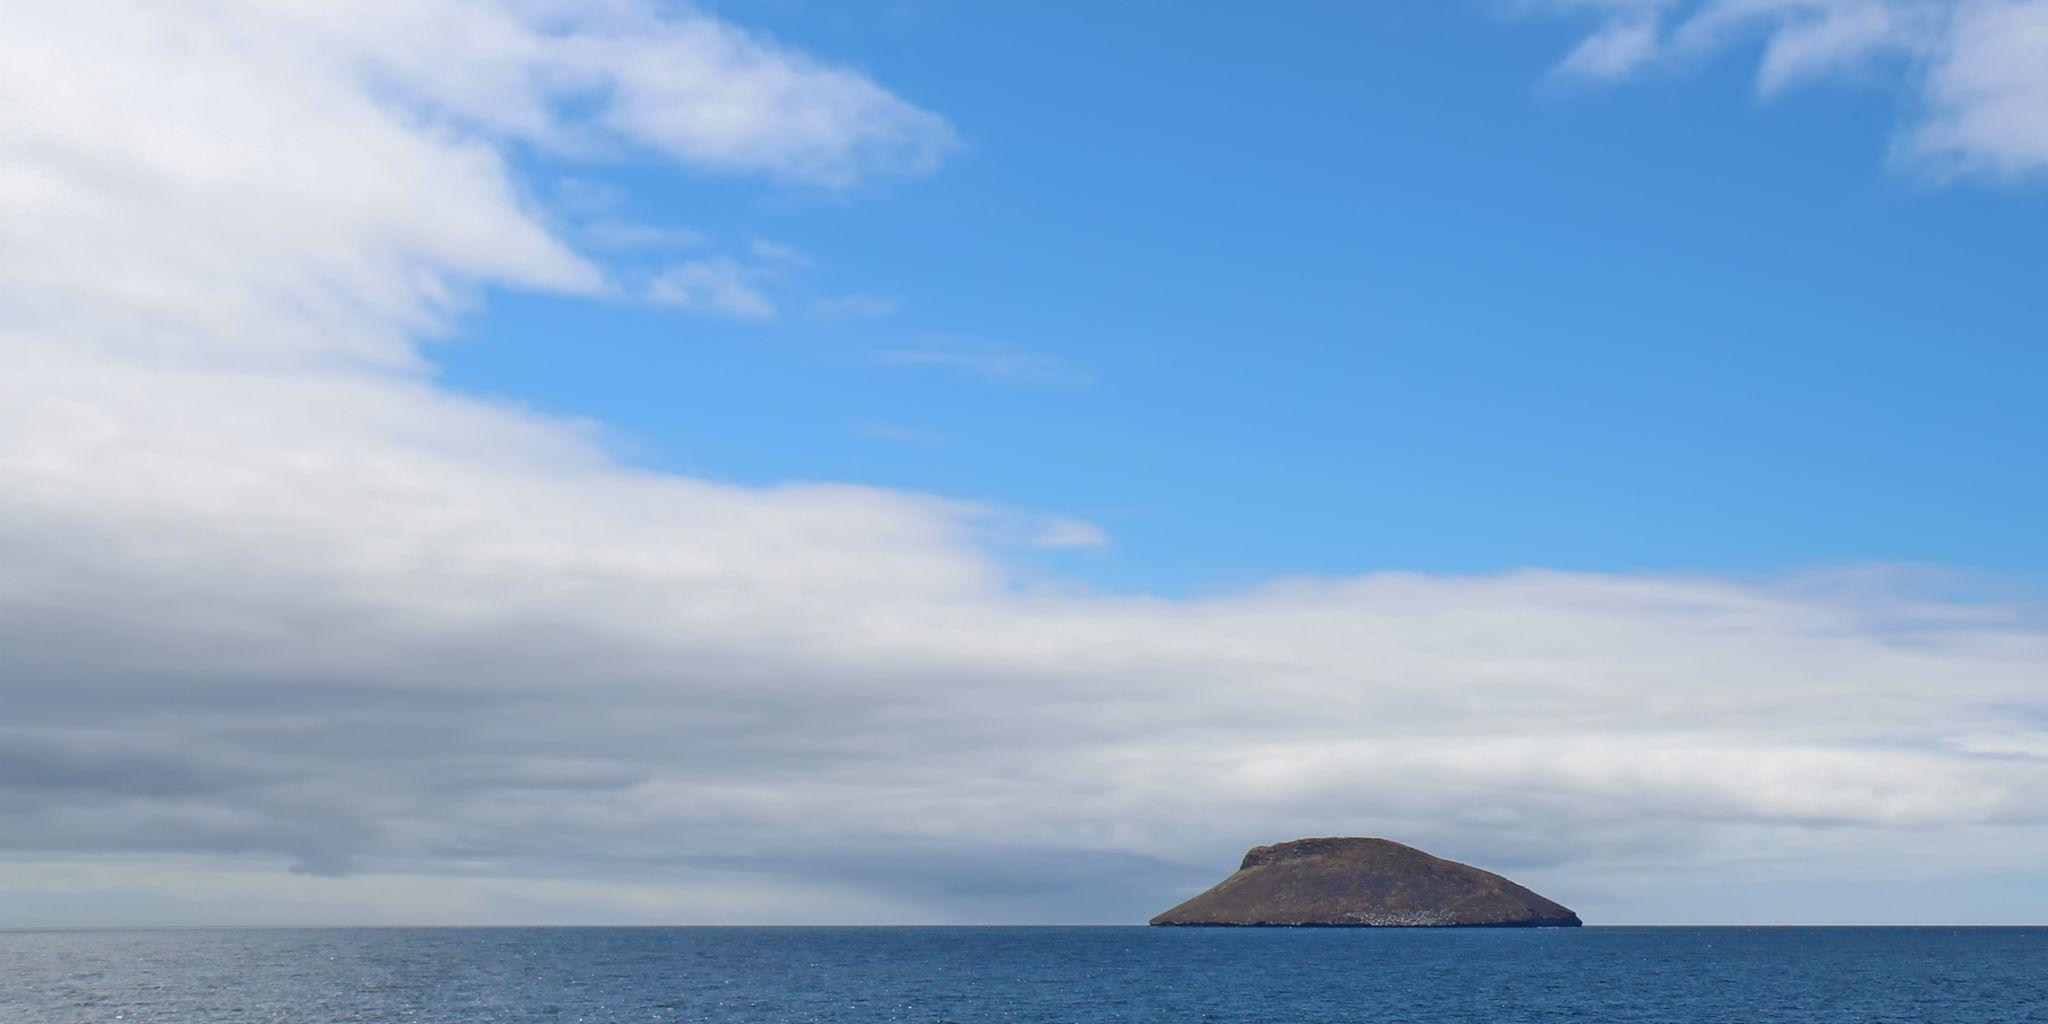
[1150,837,1582,927]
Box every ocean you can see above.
[2,926,2042,1022]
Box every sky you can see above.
[1,0,2046,926]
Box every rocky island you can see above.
[1150,837,1581,927]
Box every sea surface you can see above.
[2,926,2043,1023]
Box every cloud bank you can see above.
[1544,0,2048,177]
[0,0,2045,924]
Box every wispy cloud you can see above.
[1028,518,1110,550]
[1554,13,1662,79]
[645,258,776,320]
[1535,0,2048,179]
[747,237,814,268]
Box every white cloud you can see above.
[747,238,815,268]
[1540,0,2048,177]
[1029,518,1112,550]
[0,0,953,372]
[636,241,815,321]
[1913,0,2048,174]
[0,0,2046,927]
[645,257,777,319]
[1556,14,1665,78]
[206,0,958,186]
[559,13,958,187]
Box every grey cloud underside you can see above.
[6,468,2047,916]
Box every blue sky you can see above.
[441,0,2048,595]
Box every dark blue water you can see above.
[2,927,2043,1023]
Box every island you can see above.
[1149,836,1582,927]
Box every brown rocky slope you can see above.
[1149,837,1581,927]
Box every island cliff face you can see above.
[1149,837,1582,927]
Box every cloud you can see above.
[560,12,958,187]
[645,257,778,319]
[1913,0,2048,174]
[1555,13,1664,78]
[1,0,2046,927]
[640,242,823,320]
[1951,731,2048,758]
[1538,0,2048,178]
[1028,518,1111,550]
[231,0,959,187]
[0,0,953,373]
[747,238,815,268]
